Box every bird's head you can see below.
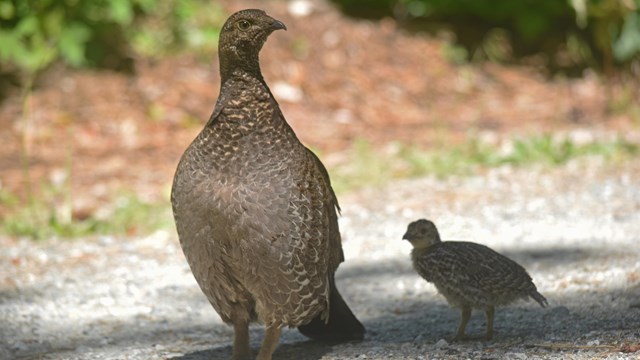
[402,219,442,248]
[218,9,286,78]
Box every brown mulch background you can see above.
[0,0,638,219]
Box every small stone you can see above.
[551,305,571,316]
[11,341,29,352]
[434,338,448,349]
[401,342,414,350]
[99,297,115,306]
[587,339,600,346]
[98,236,115,246]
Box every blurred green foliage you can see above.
[330,134,640,193]
[0,0,144,73]
[397,0,571,42]
[0,0,224,76]
[1,0,636,75]
[333,0,640,72]
[1,186,173,240]
[130,0,225,58]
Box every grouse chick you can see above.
[171,9,364,360]
[402,219,547,341]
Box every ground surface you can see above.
[1,157,640,359]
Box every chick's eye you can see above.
[237,20,251,30]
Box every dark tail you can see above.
[531,290,548,308]
[298,278,365,341]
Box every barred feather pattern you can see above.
[171,61,341,329]
[412,241,548,309]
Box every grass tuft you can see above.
[330,134,639,194]
[0,188,173,241]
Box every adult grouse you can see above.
[402,219,547,341]
[171,9,364,360]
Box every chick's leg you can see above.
[484,306,495,341]
[452,306,472,341]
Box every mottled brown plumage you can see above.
[402,219,547,341]
[171,9,364,360]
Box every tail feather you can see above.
[531,290,548,308]
[298,278,365,341]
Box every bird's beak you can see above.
[402,233,410,241]
[271,19,287,31]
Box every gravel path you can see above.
[2,157,640,359]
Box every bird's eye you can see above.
[237,20,251,31]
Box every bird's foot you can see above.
[231,350,253,360]
[447,334,468,342]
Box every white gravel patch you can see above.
[1,157,639,359]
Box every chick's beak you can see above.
[402,232,410,241]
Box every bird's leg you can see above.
[232,318,251,360]
[451,306,472,341]
[256,325,282,360]
[484,306,495,341]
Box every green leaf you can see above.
[0,1,15,20]
[109,0,134,24]
[134,0,158,13]
[25,43,56,72]
[612,12,640,61]
[59,23,91,66]
[15,15,39,36]
[0,30,23,62]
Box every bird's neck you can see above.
[207,67,287,139]
[410,238,440,252]
[216,68,274,111]
[219,53,263,84]
[411,243,432,252]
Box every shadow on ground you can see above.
[171,340,339,360]
[2,245,639,359]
